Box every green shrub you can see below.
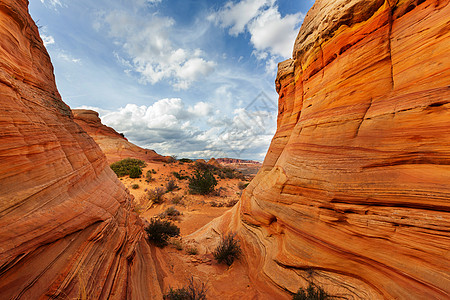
[146,170,153,182]
[189,170,217,195]
[164,277,207,300]
[160,206,181,220]
[110,158,146,177]
[129,166,142,178]
[225,199,239,207]
[166,179,178,191]
[213,232,241,266]
[147,187,166,204]
[238,182,249,190]
[131,184,140,189]
[178,158,193,163]
[293,282,330,300]
[167,156,177,163]
[185,246,198,255]
[152,169,157,174]
[171,195,184,205]
[145,218,180,247]
[173,171,189,180]
[170,239,183,251]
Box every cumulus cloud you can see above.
[248,6,303,58]
[92,97,275,160]
[100,9,216,90]
[41,34,55,47]
[209,0,274,35]
[212,0,304,71]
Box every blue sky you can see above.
[29,0,313,160]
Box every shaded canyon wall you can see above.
[0,0,161,298]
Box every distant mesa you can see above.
[72,109,168,163]
[216,158,262,166]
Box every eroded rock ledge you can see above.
[73,109,167,164]
[195,0,450,299]
[0,0,161,298]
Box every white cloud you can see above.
[57,51,81,63]
[188,102,212,117]
[101,10,215,90]
[212,0,304,72]
[210,0,274,36]
[134,0,162,6]
[41,34,55,47]
[40,0,63,8]
[248,6,303,58]
[94,97,275,159]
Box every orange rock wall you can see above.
[73,109,167,164]
[0,1,161,298]
[232,0,449,299]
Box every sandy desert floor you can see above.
[118,161,280,299]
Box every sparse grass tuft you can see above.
[170,238,183,251]
[171,195,184,205]
[238,181,249,190]
[213,232,241,266]
[293,282,330,300]
[166,179,178,191]
[225,199,239,207]
[145,170,153,182]
[185,246,198,255]
[164,277,207,300]
[147,187,166,204]
[160,206,181,220]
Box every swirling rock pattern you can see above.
[72,109,167,164]
[199,0,450,299]
[0,0,161,298]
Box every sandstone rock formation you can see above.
[195,0,450,299]
[207,158,222,168]
[0,1,161,298]
[72,109,167,163]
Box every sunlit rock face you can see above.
[0,1,161,298]
[216,0,450,299]
[72,109,167,163]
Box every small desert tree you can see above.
[145,218,180,247]
[188,170,217,195]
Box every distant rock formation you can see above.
[207,158,222,168]
[194,0,450,299]
[73,109,167,163]
[216,158,262,165]
[0,1,161,299]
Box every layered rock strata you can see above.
[73,109,167,163]
[196,0,450,299]
[0,0,161,298]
